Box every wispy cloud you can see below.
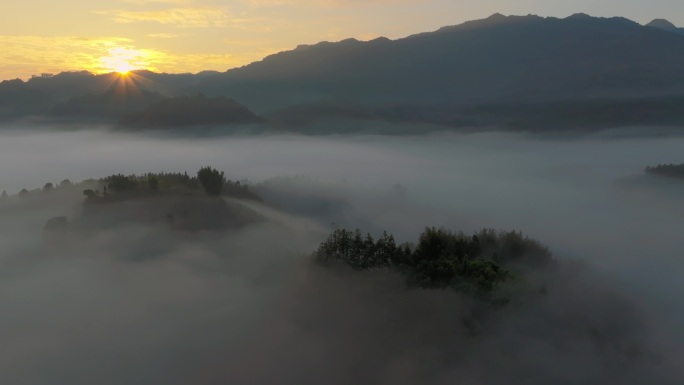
[0,35,281,80]
[147,33,180,38]
[95,7,231,28]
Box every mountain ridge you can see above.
[191,12,684,112]
[3,13,684,133]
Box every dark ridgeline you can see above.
[0,70,219,122]
[195,13,684,110]
[3,13,684,131]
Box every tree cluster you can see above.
[82,168,261,201]
[197,167,225,196]
[314,227,553,293]
[645,163,684,179]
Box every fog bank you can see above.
[0,126,683,384]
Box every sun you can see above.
[101,47,144,75]
[115,63,135,75]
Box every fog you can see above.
[0,126,683,384]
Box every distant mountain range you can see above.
[3,13,684,133]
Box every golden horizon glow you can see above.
[1,0,682,81]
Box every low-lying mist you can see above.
[0,125,683,384]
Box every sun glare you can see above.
[101,47,145,75]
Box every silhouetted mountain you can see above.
[0,70,217,121]
[50,80,166,122]
[646,19,684,35]
[195,13,684,113]
[120,94,263,128]
[4,13,684,133]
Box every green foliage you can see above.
[314,226,553,295]
[315,228,400,270]
[464,259,510,292]
[197,166,225,196]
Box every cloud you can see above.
[147,33,180,38]
[0,35,281,79]
[0,36,137,78]
[96,7,232,28]
[0,130,682,384]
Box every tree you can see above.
[1,190,7,200]
[105,174,136,192]
[83,189,97,199]
[197,166,225,196]
[59,179,72,188]
[43,183,54,192]
[18,189,29,198]
[148,176,159,192]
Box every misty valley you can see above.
[2,10,684,385]
[0,129,683,385]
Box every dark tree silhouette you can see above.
[148,175,159,192]
[197,166,225,196]
[104,174,137,192]
[43,183,54,192]
[645,163,684,179]
[18,189,29,198]
[83,189,97,199]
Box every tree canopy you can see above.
[314,227,553,295]
[645,163,684,179]
[197,166,225,196]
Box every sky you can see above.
[1,0,683,81]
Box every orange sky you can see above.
[1,0,682,80]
